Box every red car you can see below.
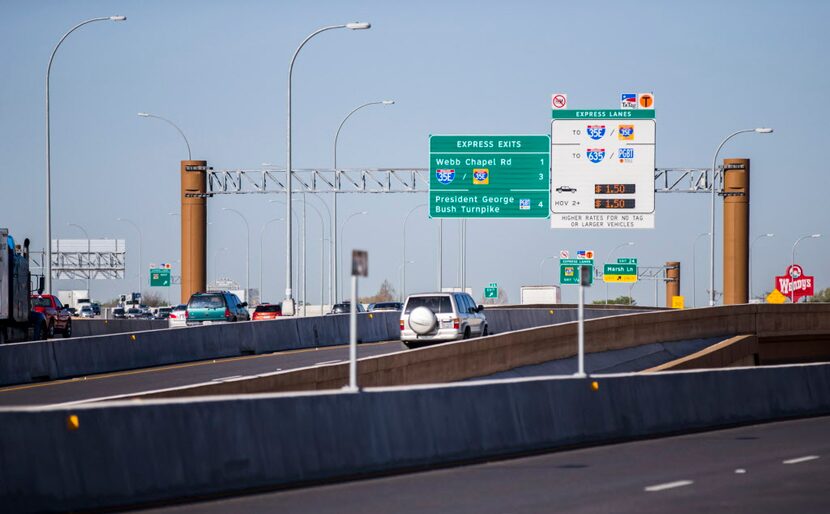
[252,303,282,320]
[31,294,73,338]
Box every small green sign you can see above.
[429,135,550,219]
[150,268,171,287]
[560,264,593,285]
[484,287,498,299]
[551,109,655,119]
[617,258,638,264]
[560,258,594,266]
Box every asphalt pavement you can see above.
[0,340,405,406]
[132,416,830,514]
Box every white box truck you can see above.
[520,285,561,305]
[57,290,90,311]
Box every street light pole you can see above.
[709,127,773,306]
[340,211,368,299]
[45,15,126,294]
[137,112,192,160]
[213,247,228,284]
[298,199,327,314]
[287,22,371,315]
[791,234,821,303]
[402,203,426,302]
[692,232,711,307]
[221,208,250,303]
[259,218,283,304]
[116,218,143,295]
[304,194,333,307]
[749,233,774,302]
[399,260,415,301]
[604,242,634,304]
[67,223,91,295]
[333,98,393,303]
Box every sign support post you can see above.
[348,250,368,392]
[576,264,591,378]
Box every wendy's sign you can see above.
[775,264,815,303]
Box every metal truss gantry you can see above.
[200,167,720,196]
[30,250,126,280]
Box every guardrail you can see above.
[2,362,828,513]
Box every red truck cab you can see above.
[30,294,72,338]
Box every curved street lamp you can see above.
[45,15,126,293]
[791,234,821,303]
[331,99,394,307]
[137,112,192,160]
[285,21,371,314]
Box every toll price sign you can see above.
[550,109,656,230]
[429,135,550,219]
[150,268,171,287]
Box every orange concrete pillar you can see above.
[181,160,207,303]
[722,158,750,305]
[665,261,680,307]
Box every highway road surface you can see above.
[0,340,405,406]
[133,416,830,514]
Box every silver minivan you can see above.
[400,292,487,348]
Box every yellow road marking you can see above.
[0,341,396,394]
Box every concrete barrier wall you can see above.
[71,319,169,338]
[135,303,830,399]
[0,312,401,387]
[2,362,829,513]
[0,308,640,387]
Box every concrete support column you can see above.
[723,158,750,305]
[665,261,680,308]
[181,160,207,303]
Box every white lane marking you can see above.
[644,480,694,492]
[783,455,820,465]
[735,468,747,474]
[316,360,342,365]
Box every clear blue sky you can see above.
[1,0,827,306]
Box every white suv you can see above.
[400,292,487,348]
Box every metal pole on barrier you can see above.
[348,249,368,392]
[349,273,358,390]
[576,264,590,378]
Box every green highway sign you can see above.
[429,135,550,218]
[484,287,498,299]
[560,263,593,285]
[150,268,171,287]
[551,109,655,119]
[603,263,638,283]
[617,258,638,264]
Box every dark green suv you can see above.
[185,291,250,325]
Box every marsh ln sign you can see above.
[775,264,814,303]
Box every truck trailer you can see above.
[0,229,47,343]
